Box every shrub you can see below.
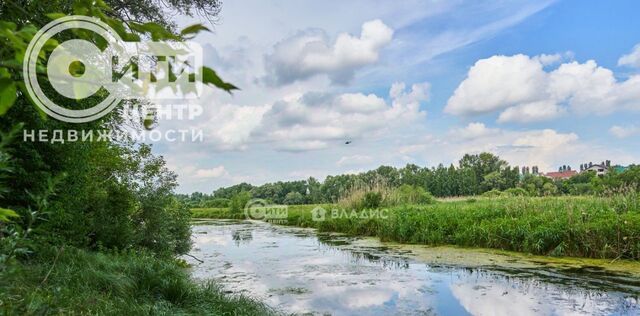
[504,187,528,196]
[200,198,230,208]
[362,192,383,209]
[389,185,435,205]
[569,183,593,195]
[229,191,252,214]
[283,192,305,205]
[482,189,503,197]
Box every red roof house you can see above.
[544,170,577,180]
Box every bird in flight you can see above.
[345,141,352,145]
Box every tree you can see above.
[283,192,304,205]
[0,0,234,257]
[229,191,252,214]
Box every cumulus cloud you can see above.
[450,122,500,140]
[444,54,640,123]
[609,125,639,138]
[497,100,565,123]
[194,166,229,179]
[192,103,270,151]
[263,20,393,86]
[253,82,428,151]
[618,43,640,68]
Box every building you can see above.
[584,164,609,176]
[544,170,578,180]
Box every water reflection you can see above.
[187,220,640,316]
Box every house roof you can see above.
[544,170,577,179]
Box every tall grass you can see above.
[282,195,640,260]
[0,248,277,315]
[337,181,434,210]
[191,207,242,219]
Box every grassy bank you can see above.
[0,248,276,315]
[194,196,640,259]
[191,207,242,219]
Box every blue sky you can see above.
[156,0,640,193]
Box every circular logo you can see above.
[23,16,126,123]
[244,199,268,220]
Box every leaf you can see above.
[0,78,17,115]
[200,67,238,93]
[180,24,210,37]
[131,22,180,41]
[0,21,17,31]
[17,82,47,120]
[46,13,67,20]
[0,208,19,222]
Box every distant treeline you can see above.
[178,152,640,207]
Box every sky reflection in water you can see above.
[187,220,639,316]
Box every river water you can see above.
[186,219,640,316]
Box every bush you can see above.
[569,183,593,195]
[504,187,528,196]
[362,192,383,209]
[200,198,230,208]
[283,192,305,205]
[229,191,252,214]
[482,189,503,197]
[390,185,435,205]
[0,248,276,315]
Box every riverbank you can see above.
[192,195,640,260]
[0,247,277,315]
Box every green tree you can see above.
[283,192,304,205]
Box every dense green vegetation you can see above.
[179,152,639,207]
[0,0,269,314]
[191,207,242,219]
[234,195,640,260]
[0,248,275,315]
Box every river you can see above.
[186,219,640,315]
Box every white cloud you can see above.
[337,155,373,166]
[450,122,501,140]
[194,166,229,179]
[334,93,387,113]
[618,43,640,68]
[398,127,589,173]
[192,103,270,151]
[444,54,640,122]
[497,100,565,123]
[263,19,393,85]
[251,82,428,152]
[609,125,639,138]
[445,54,547,116]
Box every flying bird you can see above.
[345,141,352,145]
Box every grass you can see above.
[196,195,640,260]
[0,247,278,315]
[191,207,243,219]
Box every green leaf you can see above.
[0,208,19,222]
[0,21,17,31]
[0,67,9,79]
[0,78,17,115]
[180,24,210,37]
[200,67,238,93]
[46,13,67,20]
[17,82,47,120]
